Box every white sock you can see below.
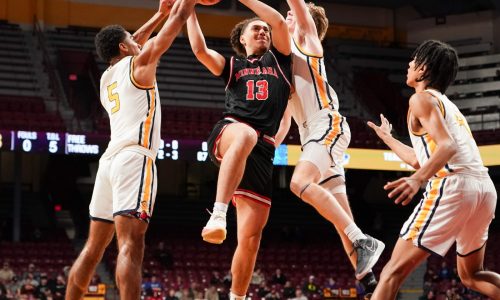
[213,202,228,215]
[344,223,367,243]
[229,291,246,300]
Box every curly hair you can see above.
[412,40,458,93]
[307,2,328,41]
[95,25,127,63]
[229,17,265,57]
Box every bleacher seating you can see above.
[0,23,39,97]
[0,95,66,131]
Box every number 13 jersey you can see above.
[99,56,161,160]
[219,49,292,137]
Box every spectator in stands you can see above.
[222,271,232,288]
[53,275,66,299]
[257,281,271,298]
[165,288,180,300]
[282,281,295,299]
[205,285,219,300]
[22,264,40,282]
[179,287,193,300]
[0,262,15,284]
[302,276,317,296]
[35,276,51,299]
[251,269,265,286]
[150,275,163,295]
[154,241,173,269]
[187,2,292,300]
[291,288,307,300]
[5,276,21,297]
[147,290,163,300]
[265,288,281,300]
[324,278,337,290]
[271,269,287,285]
[23,273,40,288]
[438,261,451,280]
[210,271,222,285]
[65,0,197,299]
[142,276,153,296]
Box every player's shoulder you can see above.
[409,91,437,107]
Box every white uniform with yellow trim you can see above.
[289,40,350,179]
[89,56,161,223]
[400,89,496,257]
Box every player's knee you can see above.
[290,177,311,200]
[382,261,411,281]
[81,245,104,265]
[239,231,262,253]
[457,269,475,289]
[235,128,258,147]
[118,238,145,261]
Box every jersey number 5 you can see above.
[246,80,269,101]
[107,82,120,114]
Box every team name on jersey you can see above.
[235,67,278,81]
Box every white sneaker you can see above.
[201,211,227,244]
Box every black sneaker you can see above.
[353,235,385,280]
[360,272,377,299]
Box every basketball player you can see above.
[273,0,384,290]
[368,40,499,299]
[186,1,291,298]
[65,0,196,299]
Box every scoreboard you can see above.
[1,129,499,170]
[0,129,208,162]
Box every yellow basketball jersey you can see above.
[99,56,161,160]
[408,89,486,177]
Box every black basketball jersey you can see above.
[219,48,292,137]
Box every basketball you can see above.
[197,0,221,6]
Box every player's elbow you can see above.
[410,159,420,170]
[441,139,458,158]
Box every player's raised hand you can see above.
[159,0,176,14]
[384,177,421,206]
[367,114,393,139]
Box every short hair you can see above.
[230,17,263,57]
[307,2,328,41]
[95,25,127,63]
[412,40,459,93]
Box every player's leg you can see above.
[203,122,258,244]
[371,238,430,300]
[456,178,499,298]
[66,220,114,299]
[456,245,500,298]
[290,143,384,279]
[230,196,270,298]
[110,151,156,299]
[67,160,115,299]
[318,174,356,267]
[114,216,148,300]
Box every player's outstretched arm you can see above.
[275,105,293,147]
[286,0,322,55]
[186,11,226,76]
[133,0,196,86]
[367,114,420,169]
[132,0,174,47]
[238,0,291,55]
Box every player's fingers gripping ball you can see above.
[197,0,221,5]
